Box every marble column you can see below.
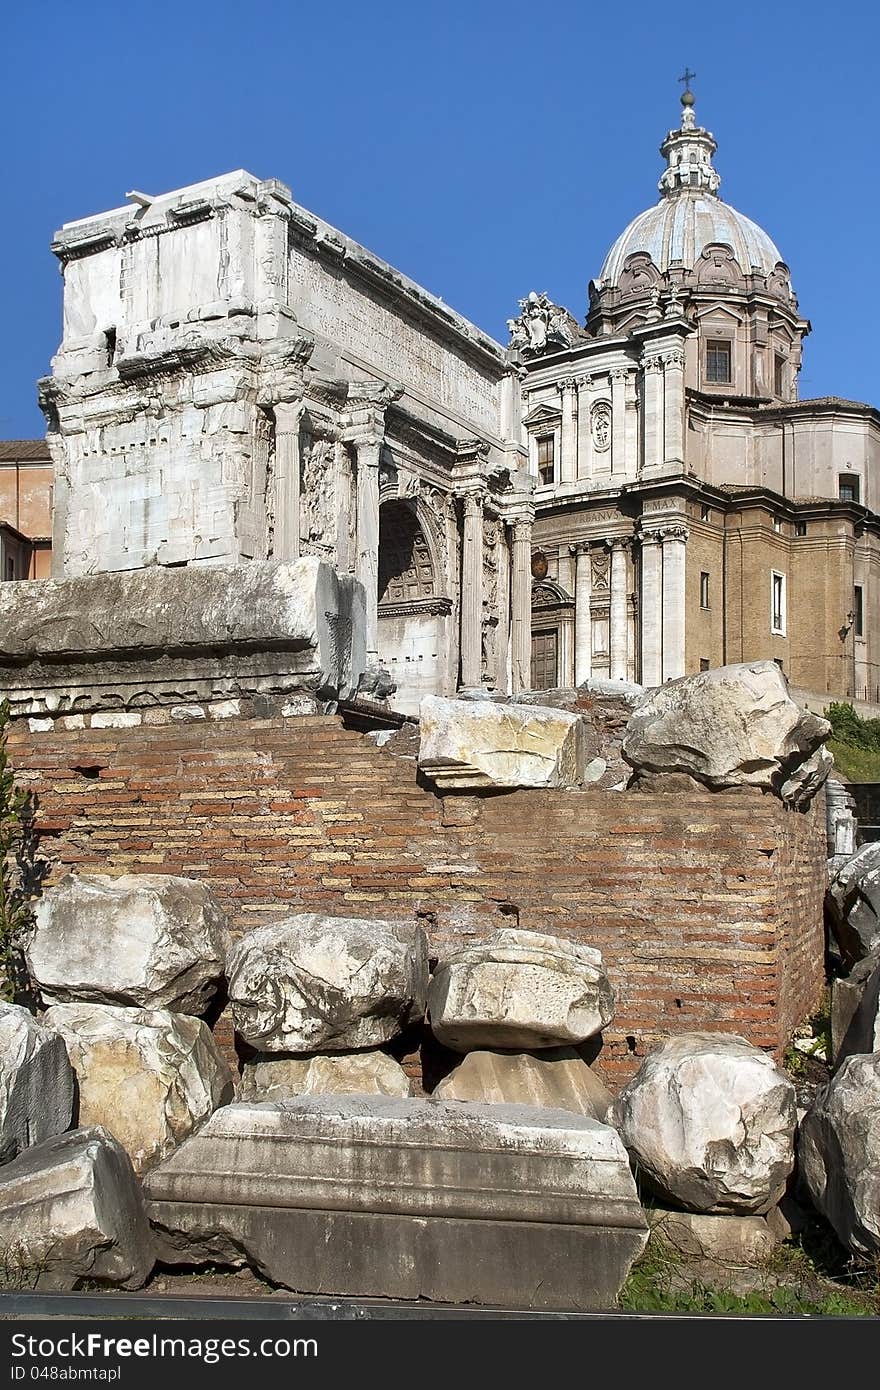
[663,349,685,467]
[610,369,627,476]
[610,540,629,681]
[273,401,303,562]
[510,517,533,693]
[355,436,382,661]
[559,378,577,484]
[334,440,352,574]
[641,355,664,471]
[574,544,592,685]
[639,530,663,687]
[460,492,485,688]
[660,525,688,681]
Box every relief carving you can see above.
[591,401,612,452]
[507,291,577,356]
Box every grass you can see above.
[619,1226,880,1317]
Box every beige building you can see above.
[27,89,880,712]
[518,91,880,706]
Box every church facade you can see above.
[37,92,880,713]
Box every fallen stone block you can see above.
[0,1127,154,1290]
[239,1050,411,1101]
[831,952,880,1067]
[622,661,830,806]
[611,1032,796,1215]
[28,872,230,1013]
[43,1003,234,1174]
[144,1096,648,1311]
[0,1003,75,1164]
[433,1047,612,1120]
[418,694,588,791]
[227,914,428,1053]
[647,1207,778,1265]
[428,928,614,1052]
[798,1052,880,1258]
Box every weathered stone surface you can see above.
[239,1051,411,1101]
[827,844,880,967]
[798,1052,880,1258]
[42,1003,234,1174]
[418,695,587,791]
[611,1033,796,1214]
[427,929,614,1052]
[0,1003,74,1165]
[27,873,230,1013]
[831,953,880,1066]
[0,1127,154,1290]
[144,1096,648,1310]
[433,1047,612,1120]
[647,1207,778,1265]
[226,915,428,1054]
[0,557,366,717]
[621,661,831,806]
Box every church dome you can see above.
[595,92,788,290]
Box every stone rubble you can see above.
[0,1127,154,1290]
[28,872,231,1014]
[43,1002,234,1174]
[226,914,429,1053]
[826,843,880,968]
[428,928,614,1052]
[611,1033,797,1214]
[0,1003,75,1165]
[831,951,880,1067]
[622,660,831,806]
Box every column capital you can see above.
[558,375,576,395]
[661,348,686,369]
[510,517,532,544]
[610,366,631,383]
[273,399,307,431]
[462,490,487,519]
[657,523,689,543]
[642,353,664,372]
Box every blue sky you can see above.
[2,0,878,436]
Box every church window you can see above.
[774,354,786,397]
[537,435,555,486]
[773,517,783,533]
[771,571,786,636]
[700,504,711,522]
[839,474,860,504]
[700,572,710,608]
[705,340,731,384]
[699,658,710,671]
[854,585,864,638]
[795,521,807,536]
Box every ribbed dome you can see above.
[596,93,787,290]
[598,192,784,287]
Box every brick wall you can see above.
[7,711,827,1087]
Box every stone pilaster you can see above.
[610,539,630,681]
[273,401,305,563]
[354,436,382,661]
[460,492,485,688]
[639,529,663,687]
[559,378,577,484]
[660,524,688,681]
[573,543,592,685]
[509,515,533,693]
[575,376,593,482]
[641,354,664,471]
[662,349,685,467]
[610,369,628,476]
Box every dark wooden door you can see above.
[530,628,558,690]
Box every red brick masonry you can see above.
[8,712,827,1086]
